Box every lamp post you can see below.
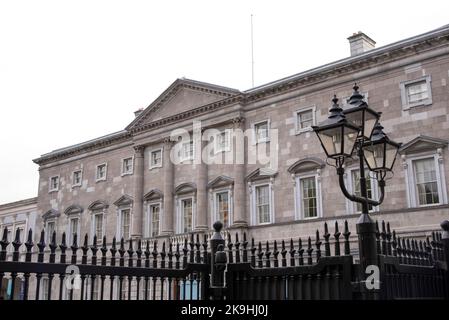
[312,84,401,298]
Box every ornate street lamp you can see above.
[312,84,401,292]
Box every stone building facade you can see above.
[23,24,449,249]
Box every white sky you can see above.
[1,0,448,204]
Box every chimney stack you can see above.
[134,108,144,118]
[347,31,376,56]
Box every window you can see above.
[96,164,107,181]
[413,158,440,205]
[215,131,230,153]
[215,191,230,227]
[295,107,316,133]
[400,75,432,110]
[255,185,271,224]
[72,170,82,187]
[121,157,133,175]
[348,169,378,213]
[68,218,79,245]
[181,141,194,161]
[148,204,161,237]
[92,213,103,240]
[119,209,131,239]
[49,176,59,192]
[45,221,55,244]
[180,198,193,233]
[300,177,318,218]
[149,149,163,168]
[253,120,270,143]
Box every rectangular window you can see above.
[181,141,194,161]
[181,198,193,233]
[120,209,130,239]
[149,204,160,237]
[46,221,55,244]
[72,170,82,186]
[49,176,59,192]
[400,76,432,110]
[150,149,163,168]
[93,214,103,240]
[69,218,79,245]
[254,121,269,143]
[255,185,271,224]
[407,81,428,104]
[413,158,440,205]
[122,157,133,175]
[351,170,374,212]
[215,131,230,152]
[300,177,317,218]
[215,191,230,227]
[96,164,107,181]
[295,108,315,133]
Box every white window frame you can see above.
[49,175,59,192]
[294,106,316,134]
[404,152,447,208]
[121,157,134,176]
[344,167,379,214]
[214,130,231,153]
[211,189,233,228]
[149,148,163,169]
[400,75,432,110]
[91,212,105,242]
[95,163,108,182]
[249,180,274,226]
[294,172,323,220]
[72,170,82,188]
[176,196,196,234]
[45,220,56,244]
[117,207,131,240]
[146,202,162,238]
[67,216,81,246]
[251,120,271,144]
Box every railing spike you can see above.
[307,237,313,265]
[334,221,341,256]
[323,222,331,257]
[343,220,351,255]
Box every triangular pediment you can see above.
[42,209,60,220]
[113,194,133,207]
[208,175,234,189]
[245,168,278,181]
[288,157,325,174]
[64,205,83,216]
[400,135,447,154]
[144,189,164,201]
[88,200,109,211]
[126,78,239,131]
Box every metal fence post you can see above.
[441,220,449,299]
[209,221,227,300]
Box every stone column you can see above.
[195,135,208,231]
[131,145,145,238]
[161,138,175,236]
[232,117,248,227]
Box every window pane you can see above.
[121,210,130,239]
[216,192,229,227]
[255,122,269,141]
[414,158,439,205]
[255,185,270,224]
[151,205,160,237]
[182,199,193,233]
[298,110,313,129]
[94,214,103,239]
[407,81,428,103]
[301,177,317,218]
[352,170,373,212]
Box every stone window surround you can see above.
[48,175,59,193]
[403,150,448,208]
[146,201,162,238]
[71,169,82,188]
[67,216,80,246]
[121,156,134,176]
[251,119,271,145]
[294,105,316,135]
[149,147,163,169]
[116,207,132,240]
[293,171,323,220]
[90,211,105,242]
[400,75,432,111]
[95,163,108,182]
[343,166,380,215]
[249,179,275,226]
[44,219,56,244]
[88,200,108,242]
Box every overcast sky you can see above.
[0,0,448,204]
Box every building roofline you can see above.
[244,24,449,94]
[0,197,38,211]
